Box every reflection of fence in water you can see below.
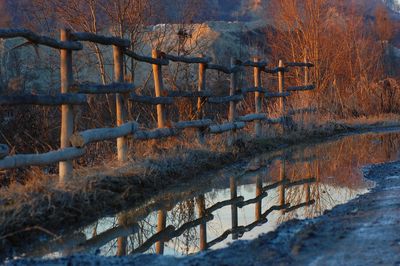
[126,159,316,255]
[106,132,400,255]
[15,130,400,258]
[15,158,316,258]
[130,171,313,254]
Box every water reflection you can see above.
[9,131,400,259]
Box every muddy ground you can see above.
[7,159,400,265]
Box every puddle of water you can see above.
[6,131,400,259]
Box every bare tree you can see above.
[267,0,392,117]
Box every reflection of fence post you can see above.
[152,50,166,128]
[156,209,167,254]
[116,214,127,256]
[228,57,238,145]
[305,183,311,203]
[255,175,262,221]
[305,161,311,204]
[113,45,128,162]
[278,60,286,132]
[279,159,286,214]
[197,55,207,144]
[59,28,74,183]
[254,57,262,137]
[197,194,207,251]
[230,176,238,239]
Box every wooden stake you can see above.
[228,57,239,145]
[197,55,207,144]
[113,45,128,162]
[152,50,166,128]
[253,57,262,137]
[304,55,311,112]
[304,56,309,85]
[278,60,286,131]
[59,29,74,183]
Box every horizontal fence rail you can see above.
[0,28,317,180]
[0,29,83,50]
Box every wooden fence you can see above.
[0,28,316,182]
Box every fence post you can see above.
[228,57,238,145]
[197,194,207,251]
[152,50,166,128]
[304,56,309,85]
[113,45,128,162]
[278,60,286,132]
[59,28,74,183]
[197,54,207,144]
[156,209,167,254]
[253,57,262,137]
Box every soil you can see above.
[6,159,400,265]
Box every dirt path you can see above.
[281,162,400,265]
[7,161,400,266]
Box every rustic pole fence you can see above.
[59,29,75,182]
[0,28,317,179]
